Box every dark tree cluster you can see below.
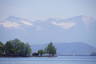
[0,39,32,57]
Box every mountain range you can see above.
[0,15,96,46]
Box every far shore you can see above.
[0,55,96,58]
[0,56,57,57]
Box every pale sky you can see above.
[0,0,96,20]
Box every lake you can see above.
[0,56,96,64]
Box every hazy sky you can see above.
[0,0,96,20]
[0,0,96,46]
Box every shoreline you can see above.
[0,55,96,58]
[0,56,57,58]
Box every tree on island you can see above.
[45,42,56,56]
[38,50,44,56]
[4,39,32,57]
[0,41,4,56]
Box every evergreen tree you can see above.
[46,42,56,56]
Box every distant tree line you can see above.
[0,39,56,57]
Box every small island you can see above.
[0,39,56,57]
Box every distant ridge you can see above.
[32,42,96,56]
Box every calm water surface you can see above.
[0,56,96,64]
